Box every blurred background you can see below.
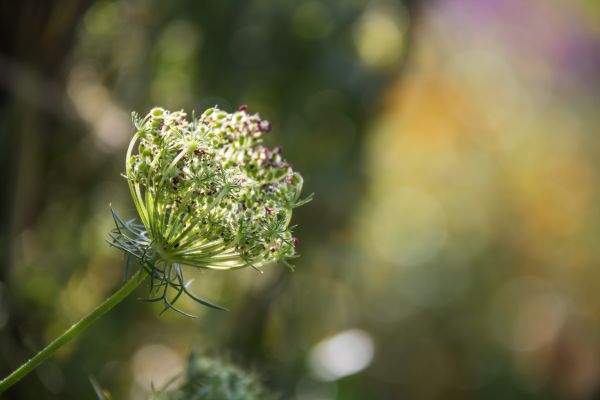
[2,0,600,398]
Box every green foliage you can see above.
[152,355,277,400]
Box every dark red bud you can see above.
[239,104,248,112]
[292,237,299,247]
[273,146,283,154]
[259,120,271,132]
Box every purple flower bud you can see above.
[239,104,248,112]
[259,120,271,132]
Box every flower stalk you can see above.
[0,269,147,393]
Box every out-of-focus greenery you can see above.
[153,354,277,400]
[2,0,600,399]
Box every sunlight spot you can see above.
[131,344,183,391]
[67,65,129,151]
[308,329,375,381]
[354,2,408,69]
[490,277,567,351]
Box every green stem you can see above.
[0,269,148,394]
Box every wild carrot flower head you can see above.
[110,106,311,312]
[124,106,310,269]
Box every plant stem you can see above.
[0,268,148,394]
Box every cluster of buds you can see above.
[125,106,310,272]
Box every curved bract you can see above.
[125,106,310,272]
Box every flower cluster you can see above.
[124,106,310,272]
[160,354,277,400]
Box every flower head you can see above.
[110,106,311,313]
[125,106,310,271]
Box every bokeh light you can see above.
[308,329,375,382]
